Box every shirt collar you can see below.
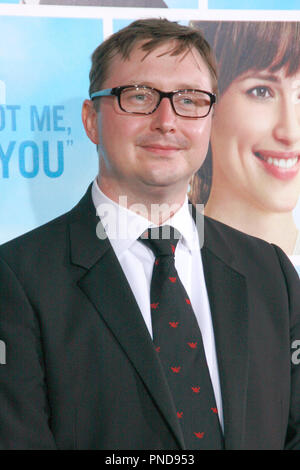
[91,178,199,257]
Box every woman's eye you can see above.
[247,86,273,99]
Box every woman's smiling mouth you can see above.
[254,150,300,180]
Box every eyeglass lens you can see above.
[119,86,212,117]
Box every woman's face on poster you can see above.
[211,66,300,213]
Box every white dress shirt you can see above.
[92,179,224,431]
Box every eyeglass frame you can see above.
[90,85,216,118]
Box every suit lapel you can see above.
[68,187,185,449]
[200,216,249,450]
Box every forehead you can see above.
[103,41,213,91]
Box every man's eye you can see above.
[247,86,273,99]
[127,92,153,103]
[177,94,197,105]
[133,94,147,101]
[176,93,210,108]
[181,97,194,105]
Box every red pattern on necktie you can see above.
[151,302,159,309]
[138,226,223,449]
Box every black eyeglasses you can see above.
[90,85,216,118]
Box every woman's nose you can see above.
[273,95,300,146]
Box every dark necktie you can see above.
[139,225,224,450]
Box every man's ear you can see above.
[82,99,99,144]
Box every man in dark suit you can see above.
[0,18,299,450]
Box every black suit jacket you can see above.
[0,185,299,449]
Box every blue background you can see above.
[0,16,101,243]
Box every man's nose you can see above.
[273,97,300,146]
[150,97,177,134]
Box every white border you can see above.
[1,4,300,41]
[1,5,300,21]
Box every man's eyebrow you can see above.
[122,81,211,90]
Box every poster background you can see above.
[0,1,299,272]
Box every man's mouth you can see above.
[142,144,181,151]
[136,136,189,153]
[139,143,184,157]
